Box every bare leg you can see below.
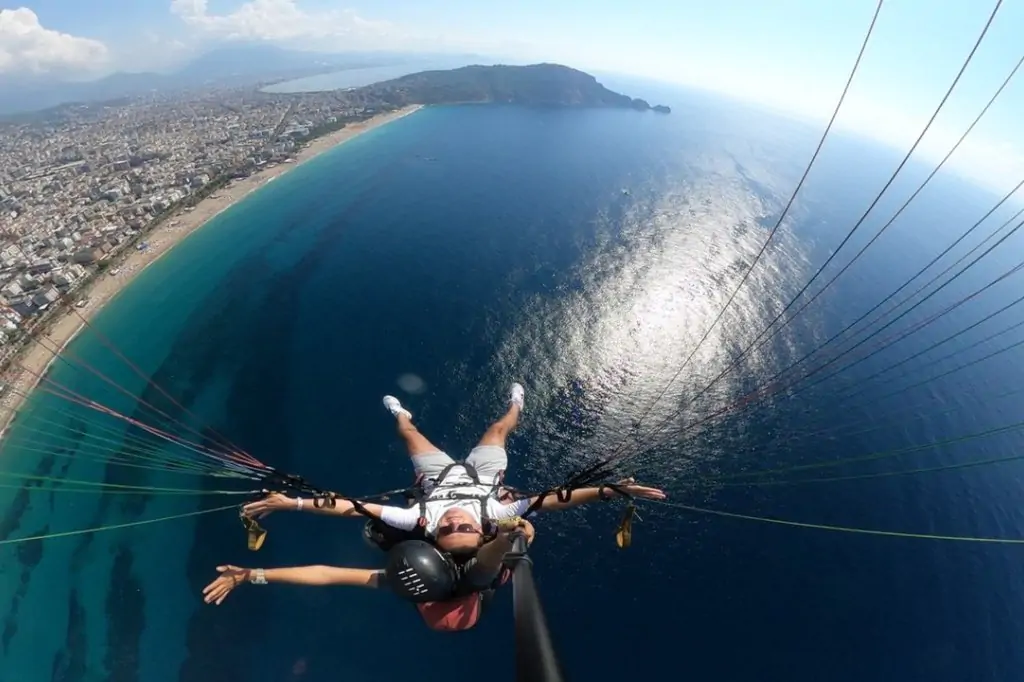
[467,384,524,488]
[396,412,444,457]
[476,403,521,448]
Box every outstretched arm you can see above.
[243,492,422,531]
[203,564,384,605]
[525,480,665,513]
[242,492,388,520]
[257,565,383,587]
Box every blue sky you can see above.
[2,0,1023,189]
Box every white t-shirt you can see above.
[378,465,531,535]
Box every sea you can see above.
[2,82,1024,682]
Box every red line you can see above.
[18,361,263,470]
[0,237,252,460]
[83,322,248,457]
[1,297,263,468]
[31,332,261,465]
[38,379,263,471]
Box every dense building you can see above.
[0,84,393,357]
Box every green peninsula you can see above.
[355,63,672,113]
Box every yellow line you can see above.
[0,504,236,546]
[648,500,1024,544]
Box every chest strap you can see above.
[426,462,505,531]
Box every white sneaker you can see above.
[383,395,412,419]
[510,383,525,410]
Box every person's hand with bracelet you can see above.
[203,564,382,605]
[202,565,263,605]
[240,492,304,519]
[241,492,385,520]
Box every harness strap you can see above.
[417,494,428,530]
[426,462,505,534]
[479,468,504,529]
[431,462,482,487]
[349,498,376,518]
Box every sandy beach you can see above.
[0,104,423,434]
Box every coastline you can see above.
[0,104,423,436]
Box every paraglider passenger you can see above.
[205,383,665,630]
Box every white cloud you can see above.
[167,0,528,58]
[0,8,108,76]
[170,0,394,47]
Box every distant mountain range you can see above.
[0,45,488,117]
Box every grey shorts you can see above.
[411,445,507,485]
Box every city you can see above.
[0,85,396,371]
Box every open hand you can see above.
[242,492,295,519]
[614,477,666,501]
[203,565,251,605]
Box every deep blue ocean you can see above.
[3,86,1024,682]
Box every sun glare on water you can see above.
[488,163,814,483]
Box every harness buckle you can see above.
[615,502,637,549]
[239,506,267,551]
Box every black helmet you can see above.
[385,540,458,603]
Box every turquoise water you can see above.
[0,121,406,681]
[3,93,1024,681]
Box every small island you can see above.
[354,63,672,113]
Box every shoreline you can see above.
[0,104,423,436]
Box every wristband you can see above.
[296,497,304,510]
[250,568,267,585]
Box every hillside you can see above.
[358,64,671,112]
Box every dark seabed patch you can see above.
[50,458,73,513]
[0,454,56,542]
[176,195,349,679]
[0,454,60,654]
[51,589,87,682]
[2,522,48,654]
[178,506,262,682]
[104,545,143,682]
[69,529,98,576]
